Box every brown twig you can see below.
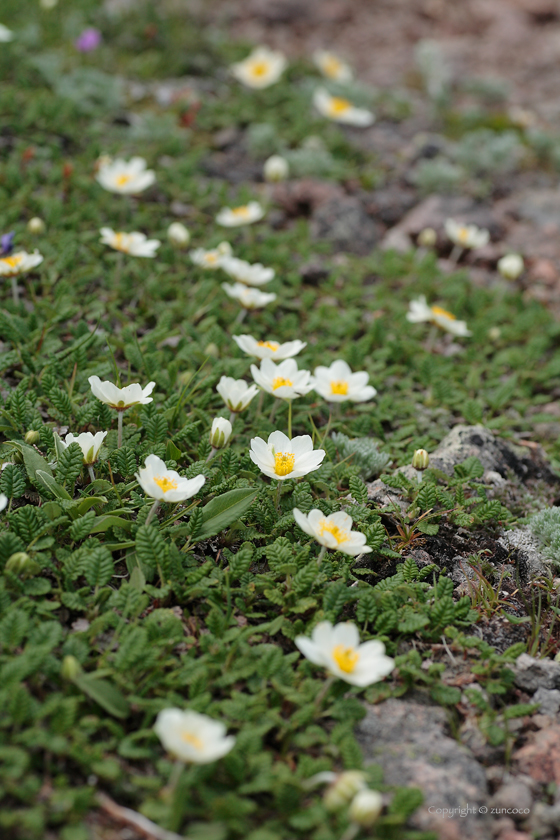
[96,792,187,840]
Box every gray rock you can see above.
[512,653,560,693]
[311,196,383,255]
[357,698,490,838]
[490,780,533,819]
[498,527,551,578]
[532,687,560,717]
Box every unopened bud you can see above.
[27,217,46,235]
[323,771,367,812]
[349,789,383,827]
[210,417,232,450]
[61,655,82,681]
[488,326,501,341]
[411,449,429,471]
[418,227,437,248]
[497,253,524,281]
[6,552,41,577]
[263,154,289,183]
[24,430,40,444]
[204,343,219,358]
[167,222,190,248]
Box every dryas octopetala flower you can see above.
[189,241,232,268]
[251,358,314,401]
[96,156,156,194]
[136,454,205,503]
[411,449,429,471]
[216,376,260,413]
[216,202,265,227]
[0,250,43,277]
[498,253,524,280]
[99,228,160,257]
[263,155,289,182]
[233,334,306,361]
[0,494,7,514]
[222,282,276,310]
[406,295,471,337]
[210,417,232,449]
[154,708,235,764]
[0,24,14,42]
[250,431,325,481]
[231,46,287,89]
[444,219,489,250]
[88,376,155,410]
[349,790,384,827]
[313,88,374,126]
[295,620,394,687]
[221,256,275,287]
[293,508,373,556]
[313,50,352,83]
[323,771,368,811]
[62,431,107,465]
[312,360,376,403]
[167,222,190,247]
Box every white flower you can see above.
[96,156,156,194]
[233,334,306,361]
[231,46,287,89]
[406,295,471,337]
[0,251,43,277]
[167,222,190,247]
[216,202,265,228]
[498,253,524,280]
[99,228,160,258]
[216,376,259,413]
[250,430,325,481]
[63,431,107,465]
[136,454,205,503]
[293,508,373,556]
[295,621,394,687]
[349,790,383,827]
[0,24,14,42]
[313,88,374,127]
[312,360,376,403]
[88,376,155,410]
[222,282,276,310]
[251,358,313,401]
[444,219,489,250]
[313,50,352,82]
[154,708,235,764]
[210,417,232,449]
[264,155,289,182]
[221,256,275,287]
[0,494,7,513]
[189,241,232,269]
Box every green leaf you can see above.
[196,487,258,541]
[89,515,133,534]
[430,683,461,706]
[35,470,73,501]
[72,672,129,719]
[19,443,53,484]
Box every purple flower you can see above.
[75,28,102,53]
[1,232,14,256]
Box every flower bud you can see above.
[417,227,437,248]
[349,789,383,827]
[5,552,41,577]
[497,253,524,281]
[24,430,40,444]
[167,222,190,248]
[61,655,82,681]
[488,326,501,341]
[411,449,429,471]
[210,417,232,450]
[27,217,46,235]
[40,0,59,7]
[263,155,289,183]
[204,343,219,358]
[323,770,367,812]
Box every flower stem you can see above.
[88,465,96,483]
[11,276,19,305]
[145,499,160,526]
[287,399,292,439]
[117,410,124,448]
[339,824,360,840]
[206,446,218,462]
[275,480,282,513]
[316,545,327,567]
[234,308,247,325]
[314,675,336,711]
[449,244,463,265]
[269,400,278,425]
[229,410,237,426]
[255,390,264,419]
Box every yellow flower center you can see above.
[1,255,22,269]
[113,232,129,253]
[232,206,251,217]
[457,226,470,244]
[257,340,280,351]
[328,96,351,115]
[181,731,204,750]
[318,519,349,545]
[332,644,359,673]
[323,56,342,78]
[204,253,218,264]
[274,452,295,476]
[330,380,348,396]
[272,376,293,390]
[116,174,132,187]
[249,60,270,78]
[431,306,456,321]
[154,476,178,493]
